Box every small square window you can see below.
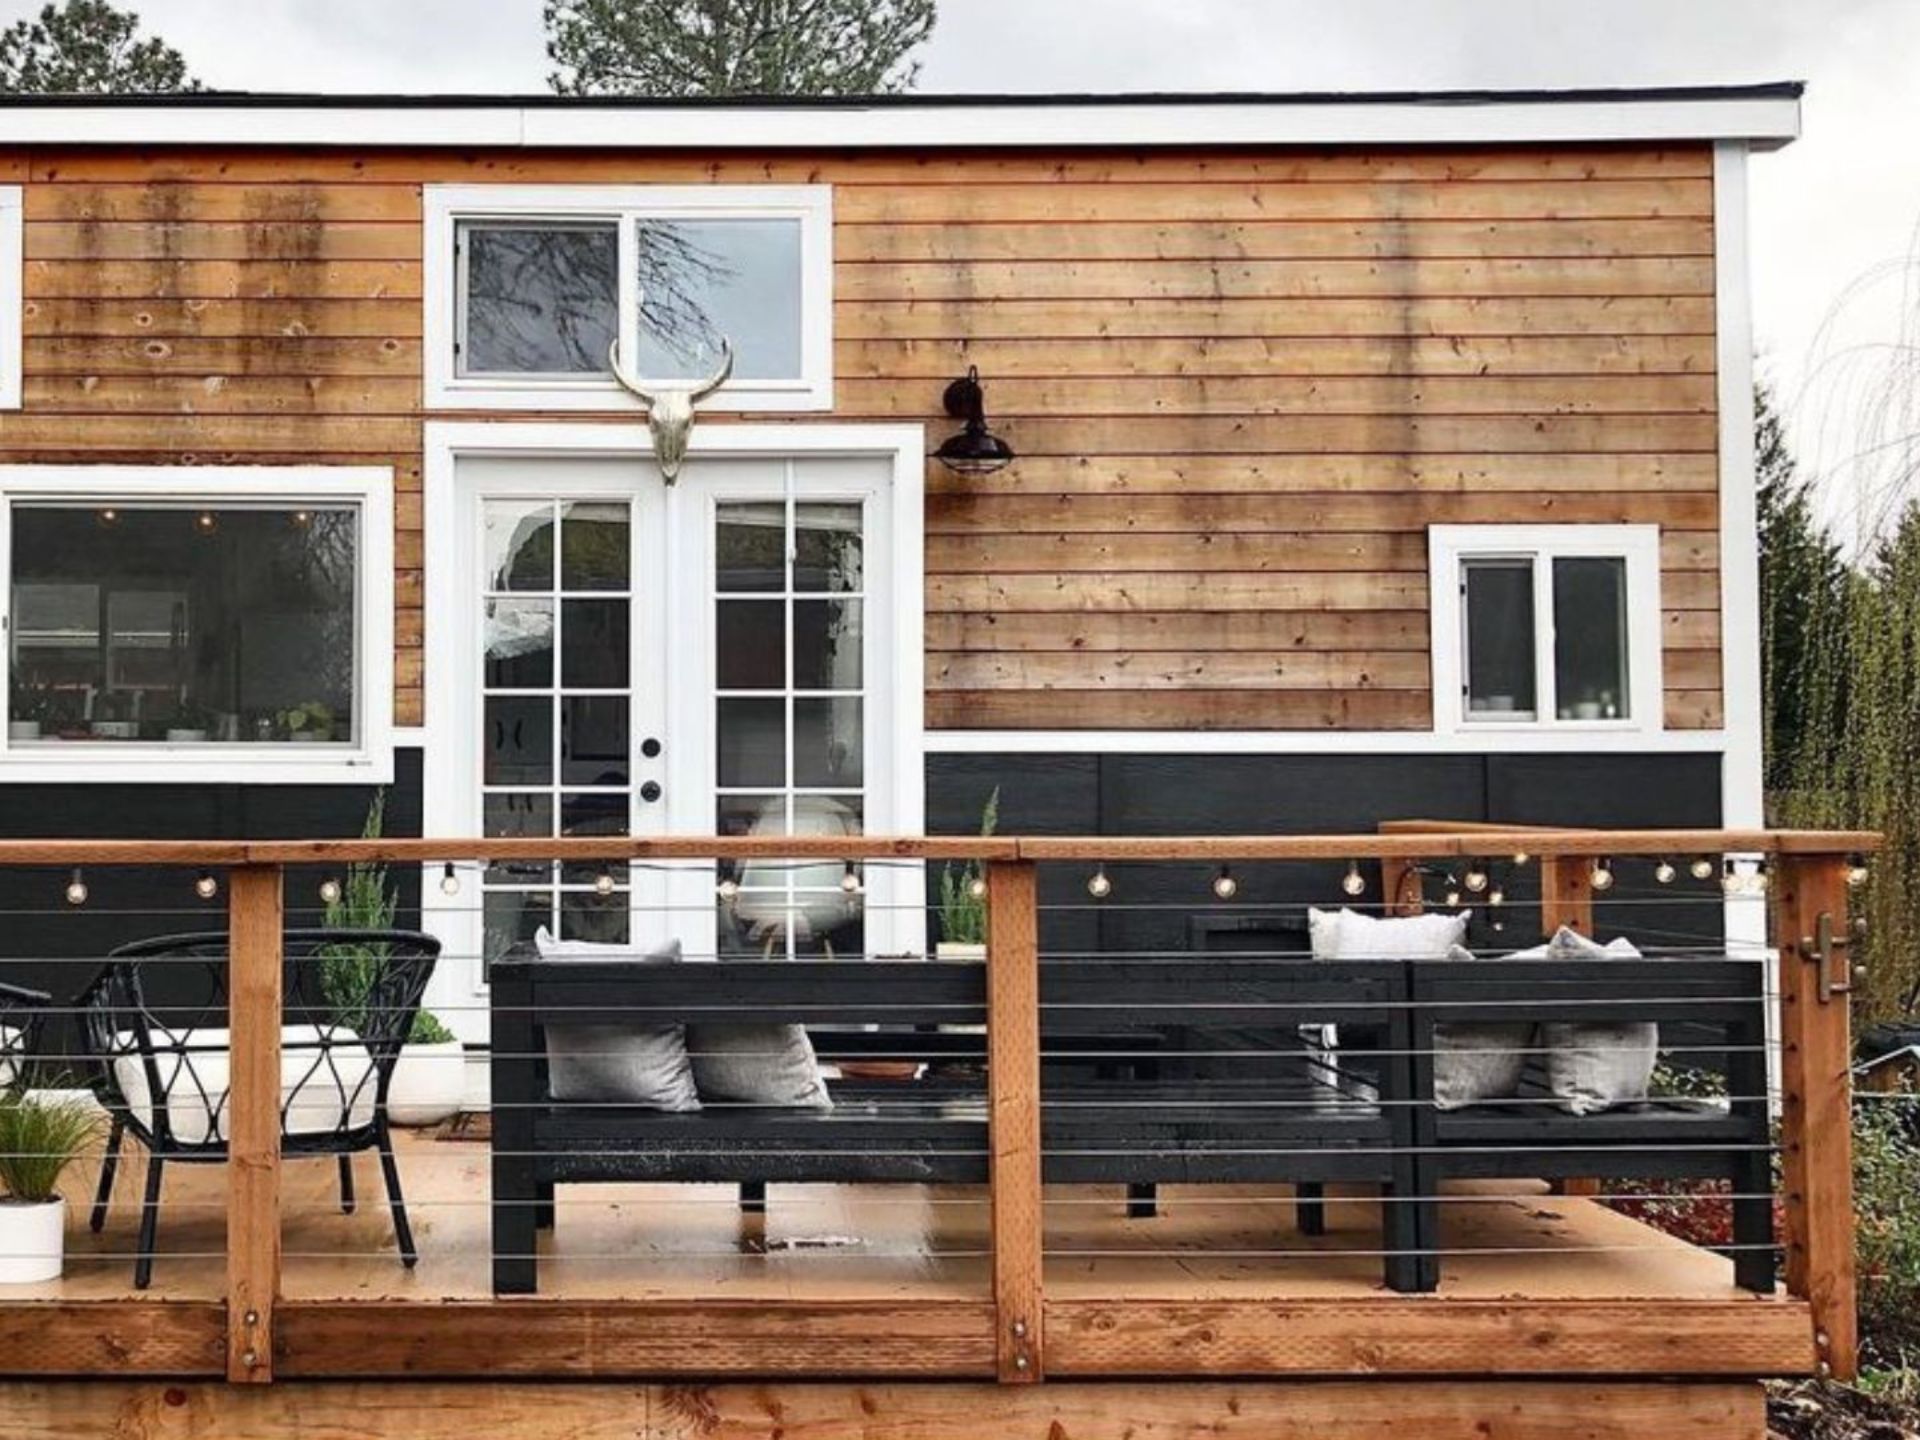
[457,221,618,377]
[1431,526,1660,735]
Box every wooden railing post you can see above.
[986,859,1042,1383]
[1774,851,1858,1380]
[226,864,283,1384]
[1539,854,1595,938]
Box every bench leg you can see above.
[740,1180,767,1215]
[1381,1180,1435,1294]
[1294,1181,1326,1237]
[1126,1182,1157,1219]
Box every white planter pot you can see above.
[7,720,40,742]
[385,1040,466,1127]
[0,1197,64,1284]
[935,942,986,964]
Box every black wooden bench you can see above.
[1405,954,1775,1294]
[488,955,1417,1295]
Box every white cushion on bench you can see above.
[1543,927,1658,1115]
[111,1024,376,1145]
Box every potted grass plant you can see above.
[0,1090,100,1283]
[935,787,999,964]
[322,793,465,1127]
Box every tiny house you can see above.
[0,86,1859,1440]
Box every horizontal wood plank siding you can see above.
[1,143,1723,733]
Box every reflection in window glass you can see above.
[633,218,803,381]
[1553,557,1630,720]
[8,506,357,745]
[714,498,867,959]
[460,222,618,376]
[1462,560,1536,721]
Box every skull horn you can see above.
[689,338,734,403]
[607,339,656,406]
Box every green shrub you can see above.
[0,1091,100,1204]
[936,787,999,946]
[1854,1093,1920,1389]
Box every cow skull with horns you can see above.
[607,337,734,483]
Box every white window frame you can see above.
[0,465,395,784]
[423,184,834,413]
[1428,523,1664,738]
[0,186,20,411]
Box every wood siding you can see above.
[0,145,1723,732]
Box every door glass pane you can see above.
[9,506,358,745]
[484,889,552,971]
[1553,557,1630,720]
[632,218,803,381]
[485,696,552,784]
[794,503,863,593]
[716,503,784,592]
[561,695,628,786]
[559,791,629,884]
[484,599,553,689]
[793,697,862,787]
[561,599,629,688]
[484,500,555,592]
[560,889,630,945]
[716,600,784,690]
[460,221,618,376]
[483,792,553,885]
[717,697,785,788]
[1462,560,1536,721]
[793,599,862,691]
[560,501,629,591]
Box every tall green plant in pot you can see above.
[0,1089,100,1283]
[323,794,465,1126]
[935,788,998,960]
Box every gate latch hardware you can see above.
[1799,912,1854,1004]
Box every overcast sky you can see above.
[17,0,1916,534]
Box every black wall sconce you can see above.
[934,365,1015,476]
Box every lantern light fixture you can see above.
[933,366,1015,476]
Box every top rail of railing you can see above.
[0,828,1880,867]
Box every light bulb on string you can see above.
[967,874,988,902]
[1463,859,1489,894]
[1087,865,1112,900]
[1488,884,1506,908]
[1589,857,1615,892]
[1443,884,1462,908]
[840,862,863,895]
[1211,865,1238,901]
[1653,858,1677,885]
[594,865,618,898]
[1511,850,1531,867]
[194,870,219,901]
[1848,854,1871,889]
[1689,855,1715,881]
[64,868,88,907]
[318,876,342,906]
[440,862,461,897]
[1341,861,1366,898]
[716,875,741,901]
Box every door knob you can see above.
[641,737,663,758]
[640,781,663,803]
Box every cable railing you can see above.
[0,826,1874,1387]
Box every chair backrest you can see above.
[0,979,51,1090]
[81,928,440,1152]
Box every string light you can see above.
[440,862,461,897]
[1848,854,1872,889]
[839,862,862,895]
[194,511,218,534]
[1341,861,1366,898]
[594,865,618,897]
[64,868,88,907]
[967,875,988,902]
[1442,877,1462,908]
[194,871,219,901]
[1722,857,1770,897]
[716,876,740,901]
[1511,850,1531,867]
[1653,858,1677,885]
[1211,865,1238,901]
[1086,865,1112,899]
[318,876,342,906]
[1462,859,1489,894]
[96,507,119,527]
[1689,855,1716,881]
[1487,884,1506,908]
[1589,856,1615,892]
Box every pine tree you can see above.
[546,0,936,97]
[0,0,198,93]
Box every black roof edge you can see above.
[0,82,1807,110]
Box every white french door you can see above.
[421,428,925,1046]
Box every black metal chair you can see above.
[0,979,52,1088]
[78,928,440,1289]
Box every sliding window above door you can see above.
[424,184,833,412]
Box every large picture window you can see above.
[0,468,393,782]
[427,185,831,412]
[1428,524,1663,736]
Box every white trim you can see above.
[423,184,833,413]
[0,95,1802,150]
[0,187,20,411]
[1427,523,1665,737]
[925,728,1729,756]
[0,465,394,784]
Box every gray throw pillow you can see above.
[687,1023,833,1110]
[536,932,700,1112]
[1542,926,1658,1115]
[1432,942,1538,1111]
